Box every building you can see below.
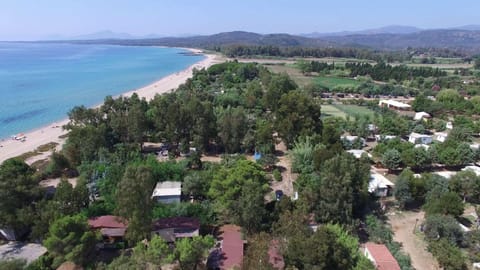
[463,166,480,176]
[151,217,200,242]
[446,121,453,130]
[379,99,411,110]
[414,111,431,121]
[364,242,401,270]
[433,171,457,179]
[208,225,244,270]
[433,132,448,143]
[368,173,395,197]
[88,215,128,248]
[375,135,397,141]
[152,181,182,203]
[347,149,372,159]
[0,242,47,265]
[408,132,433,145]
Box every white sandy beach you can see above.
[0,50,221,164]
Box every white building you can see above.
[462,166,480,176]
[434,132,448,143]
[379,99,411,110]
[446,122,453,130]
[341,135,366,147]
[347,149,372,159]
[152,181,182,204]
[408,132,433,145]
[414,112,431,121]
[368,173,395,197]
[375,135,397,141]
[433,171,457,179]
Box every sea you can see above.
[0,42,204,139]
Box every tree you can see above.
[0,259,26,270]
[365,215,393,244]
[115,165,155,244]
[449,170,480,203]
[382,149,402,171]
[275,91,322,148]
[217,106,247,153]
[474,57,480,69]
[243,233,276,270]
[235,182,267,234]
[290,136,321,174]
[429,239,467,270]
[394,169,414,209]
[208,159,268,222]
[132,235,174,268]
[424,214,463,245]
[182,172,210,200]
[424,192,464,217]
[311,153,370,225]
[0,159,41,237]
[175,236,215,270]
[43,215,98,268]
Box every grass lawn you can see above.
[321,105,347,118]
[314,76,362,89]
[321,104,375,119]
[333,104,375,118]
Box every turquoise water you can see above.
[0,42,204,139]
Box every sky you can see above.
[1,0,479,40]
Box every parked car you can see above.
[275,190,284,201]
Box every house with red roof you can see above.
[208,225,244,270]
[87,215,128,248]
[364,242,401,270]
[151,217,200,242]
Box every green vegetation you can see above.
[314,76,363,90]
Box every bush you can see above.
[273,169,282,182]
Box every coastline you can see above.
[0,49,221,164]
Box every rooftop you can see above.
[0,242,47,264]
[368,173,394,193]
[152,181,182,197]
[152,217,200,231]
[88,215,127,229]
[365,242,401,270]
[219,225,244,270]
[379,99,411,109]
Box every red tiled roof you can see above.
[219,225,244,270]
[152,217,200,231]
[87,215,127,229]
[268,240,285,269]
[365,242,401,270]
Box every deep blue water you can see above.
[0,42,204,139]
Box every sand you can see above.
[0,49,222,164]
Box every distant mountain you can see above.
[451,25,480,31]
[73,31,334,48]
[319,29,480,51]
[43,30,164,41]
[302,25,422,38]
[66,28,480,53]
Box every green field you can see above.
[321,105,347,118]
[314,76,363,90]
[321,104,375,119]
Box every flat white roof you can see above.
[414,112,431,120]
[409,132,432,139]
[152,181,182,197]
[433,171,457,179]
[368,173,394,193]
[347,149,372,159]
[379,99,411,108]
[463,166,480,176]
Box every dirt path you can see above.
[388,211,439,270]
[270,139,297,198]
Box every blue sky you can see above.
[1,0,479,40]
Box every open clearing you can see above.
[388,210,439,270]
[314,76,363,89]
[321,104,375,119]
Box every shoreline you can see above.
[0,49,221,164]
